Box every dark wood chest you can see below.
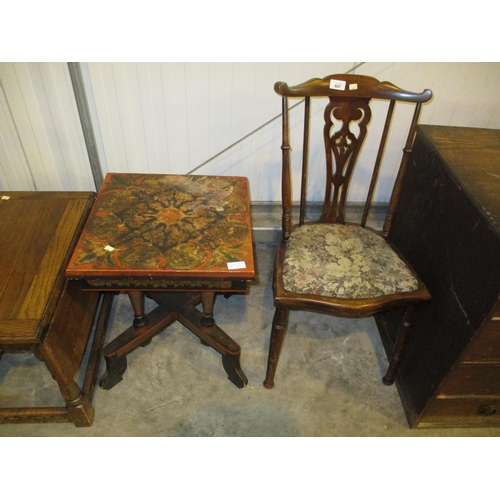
[376,124,500,428]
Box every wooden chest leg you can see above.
[66,395,95,427]
[38,343,94,427]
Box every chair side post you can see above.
[383,102,423,237]
[281,96,292,240]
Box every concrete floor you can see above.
[2,243,500,437]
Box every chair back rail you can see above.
[276,74,432,239]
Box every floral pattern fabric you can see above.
[282,224,418,299]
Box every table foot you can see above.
[222,354,248,388]
[99,292,248,389]
[99,355,127,390]
[98,293,199,389]
[133,316,148,328]
[177,302,248,389]
[201,316,214,328]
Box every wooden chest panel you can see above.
[42,279,101,380]
[418,398,500,428]
[462,316,500,362]
[376,125,500,428]
[438,364,500,395]
[0,191,111,427]
[0,192,95,346]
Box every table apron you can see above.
[74,278,249,293]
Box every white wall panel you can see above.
[0,81,34,190]
[85,63,126,173]
[141,62,167,174]
[84,61,500,203]
[469,64,500,128]
[184,62,211,171]
[162,63,190,174]
[0,62,95,191]
[1,62,499,203]
[114,63,148,172]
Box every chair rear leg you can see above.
[383,305,415,385]
[263,307,289,389]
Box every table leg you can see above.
[99,291,248,390]
[200,292,215,328]
[222,354,248,389]
[99,353,128,390]
[128,291,147,328]
[99,293,200,390]
[177,293,248,389]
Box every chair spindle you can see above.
[361,100,395,228]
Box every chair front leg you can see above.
[263,307,289,389]
[383,305,415,385]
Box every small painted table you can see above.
[66,173,255,390]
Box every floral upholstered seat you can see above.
[282,224,418,299]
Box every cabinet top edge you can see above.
[416,125,500,231]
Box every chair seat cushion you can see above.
[282,224,418,299]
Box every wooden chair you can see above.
[263,74,433,389]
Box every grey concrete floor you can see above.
[1,244,500,437]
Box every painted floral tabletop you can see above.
[66,173,255,281]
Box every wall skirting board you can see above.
[250,202,388,244]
